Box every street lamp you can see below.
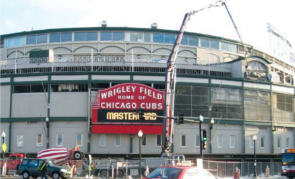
[210,118,214,129]
[2,131,6,172]
[138,130,143,178]
[253,135,257,178]
[199,115,203,159]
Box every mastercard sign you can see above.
[92,83,164,134]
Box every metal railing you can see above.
[0,57,232,77]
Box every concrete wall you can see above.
[12,93,47,118]
[50,92,88,117]
[211,124,244,154]
[10,122,88,153]
[0,85,10,118]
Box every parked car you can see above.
[145,166,216,179]
[17,158,71,179]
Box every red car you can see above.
[145,166,216,179]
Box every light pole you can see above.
[45,117,49,149]
[199,115,203,159]
[209,118,214,153]
[2,131,6,172]
[253,135,257,178]
[138,130,143,178]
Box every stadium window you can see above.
[91,83,110,90]
[37,34,47,44]
[100,32,112,41]
[101,32,124,41]
[181,134,186,147]
[156,135,161,147]
[181,35,188,45]
[189,37,198,46]
[76,133,83,147]
[260,136,265,148]
[36,134,43,147]
[153,84,165,90]
[75,32,86,41]
[0,38,4,48]
[217,135,223,148]
[75,32,97,41]
[26,35,37,45]
[229,135,235,148]
[99,134,106,147]
[61,32,72,42]
[14,85,47,93]
[221,42,237,53]
[51,84,88,92]
[113,32,124,41]
[142,134,147,147]
[201,38,220,49]
[115,135,121,147]
[56,134,63,147]
[86,32,98,41]
[201,38,209,48]
[6,36,25,47]
[50,33,60,43]
[128,32,150,42]
[164,34,176,44]
[153,33,164,43]
[17,134,24,147]
[210,40,219,49]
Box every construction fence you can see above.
[0,158,282,178]
[203,160,282,178]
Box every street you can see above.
[0,176,287,179]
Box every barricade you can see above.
[233,167,240,179]
[266,166,270,177]
[2,162,7,176]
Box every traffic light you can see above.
[139,108,145,120]
[202,141,207,150]
[201,130,207,150]
[178,114,184,124]
[202,130,207,141]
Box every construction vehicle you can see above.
[161,0,226,157]
[0,153,25,175]
[36,147,84,165]
[162,0,247,158]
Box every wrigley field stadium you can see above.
[1,22,295,163]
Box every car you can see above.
[145,165,216,179]
[17,158,71,179]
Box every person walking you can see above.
[39,159,48,179]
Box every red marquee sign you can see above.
[92,83,164,134]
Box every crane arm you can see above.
[161,0,226,157]
[161,13,191,157]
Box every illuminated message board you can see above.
[92,83,164,134]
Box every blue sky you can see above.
[1,0,294,55]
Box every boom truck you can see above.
[161,0,227,157]
[161,0,249,157]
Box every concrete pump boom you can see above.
[161,0,226,157]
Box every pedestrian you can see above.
[38,159,48,179]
